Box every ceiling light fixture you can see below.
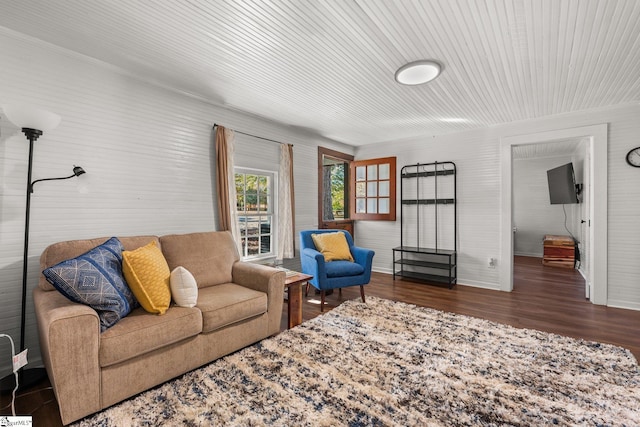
[395,60,441,85]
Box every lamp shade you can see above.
[3,105,61,132]
[395,60,441,85]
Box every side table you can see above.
[284,272,313,328]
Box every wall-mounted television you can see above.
[547,162,579,204]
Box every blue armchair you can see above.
[299,229,375,311]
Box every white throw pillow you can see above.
[170,266,198,308]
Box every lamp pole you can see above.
[20,128,42,356]
[0,119,85,393]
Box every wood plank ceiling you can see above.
[0,0,639,146]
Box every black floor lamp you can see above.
[0,106,86,393]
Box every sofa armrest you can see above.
[232,262,285,335]
[352,246,375,282]
[300,247,327,288]
[352,246,375,268]
[33,288,102,425]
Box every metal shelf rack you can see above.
[393,161,457,288]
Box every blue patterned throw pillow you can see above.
[43,237,138,332]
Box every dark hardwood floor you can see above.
[3,256,639,425]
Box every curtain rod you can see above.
[213,123,290,146]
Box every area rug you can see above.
[74,297,640,426]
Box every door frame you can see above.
[500,124,608,304]
[317,146,354,235]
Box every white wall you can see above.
[513,155,579,257]
[355,102,640,311]
[0,27,351,376]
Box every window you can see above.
[350,157,396,221]
[235,168,276,259]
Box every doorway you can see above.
[511,139,588,296]
[500,124,608,305]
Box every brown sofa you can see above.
[33,231,285,425]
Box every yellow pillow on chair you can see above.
[311,232,354,262]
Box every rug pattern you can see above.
[74,297,640,426]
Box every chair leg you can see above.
[320,290,325,312]
[305,283,309,297]
[360,285,366,303]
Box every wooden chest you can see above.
[543,235,575,268]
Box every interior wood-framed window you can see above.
[349,157,396,221]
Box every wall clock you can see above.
[626,147,640,167]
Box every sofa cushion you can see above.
[42,237,138,332]
[197,283,267,333]
[160,231,240,289]
[325,260,365,278]
[122,241,172,315]
[99,306,202,367]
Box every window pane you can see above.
[356,182,366,197]
[260,235,271,253]
[247,237,259,255]
[246,191,258,212]
[356,198,366,213]
[356,166,366,181]
[246,175,258,191]
[367,165,377,180]
[379,163,390,180]
[236,194,245,212]
[246,216,260,236]
[379,198,390,214]
[235,174,245,195]
[238,217,248,236]
[379,181,390,197]
[258,194,269,212]
[260,217,271,235]
[259,176,268,194]
[323,163,346,221]
[367,198,377,213]
[367,182,377,197]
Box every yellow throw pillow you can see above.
[311,232,354,262]
[123,241,171,315]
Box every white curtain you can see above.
[277,144,294,260]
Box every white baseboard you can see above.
[514,252,543,258]
[456,279,501,291]
[607,300,640,311]
[372,267,393,275]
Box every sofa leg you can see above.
[320,290,325,312]
[339,288,342,297]
[360,285,366,303]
